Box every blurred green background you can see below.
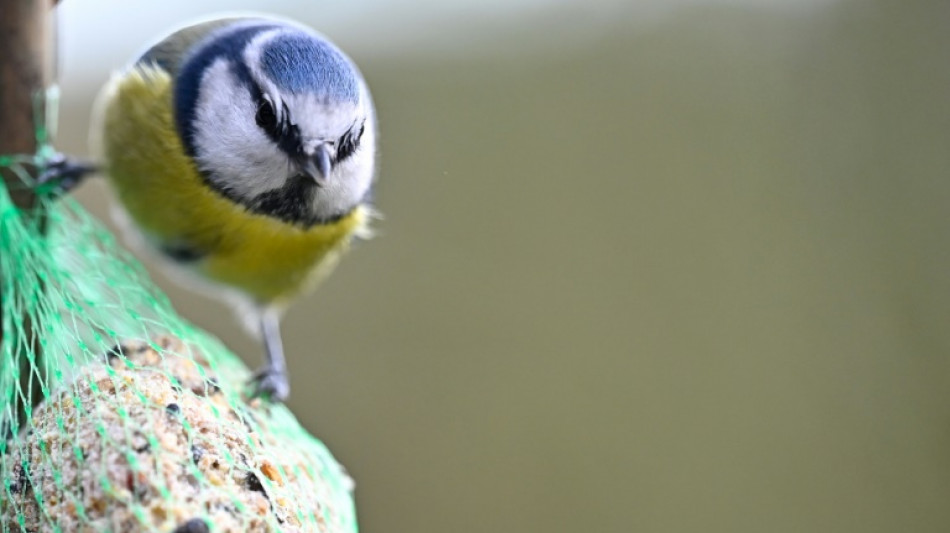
[55,0,950,531]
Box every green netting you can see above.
[0,114,357,532]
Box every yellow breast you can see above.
[97,65,369,305]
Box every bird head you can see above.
[175,20,376,225]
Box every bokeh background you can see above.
[54,0,950,532]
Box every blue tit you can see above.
[92,16,378,401]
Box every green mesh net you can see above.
[0,110,357,532]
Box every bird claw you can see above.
[35,154,96,197]
[248,366,290,402]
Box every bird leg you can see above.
[248,308,290,402]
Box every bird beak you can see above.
[300,144,332,186]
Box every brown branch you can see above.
[0,0,57,428]
[0,0,55,201]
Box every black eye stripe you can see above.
[281,103,291,133]
[336,121,365,163]
[255,99,278,133]
[255,96,300,155]
[253,89,363,162]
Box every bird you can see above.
[90,15,378,402]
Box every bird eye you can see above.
[337,122,365,162]
[255,99,280,135]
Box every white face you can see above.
[189,28,376,222]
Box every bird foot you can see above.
[247,366,290,402]
[35,154,96,197]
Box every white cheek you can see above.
[192,60,290,199]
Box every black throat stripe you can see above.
[246,175,352,227]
